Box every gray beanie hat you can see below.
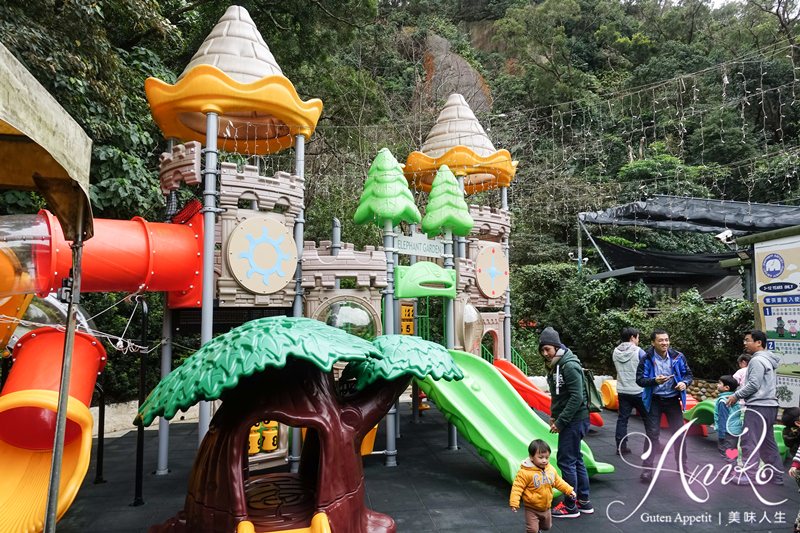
[538,327,562,349]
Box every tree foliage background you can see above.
[1,0,794,399]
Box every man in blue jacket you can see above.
[636,328,693,482]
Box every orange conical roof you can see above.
[405,94,517,194]
[145,5,322,155]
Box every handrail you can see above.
[480,344,494,363]
[510,346,529,376]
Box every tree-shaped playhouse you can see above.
[136,317,462,533]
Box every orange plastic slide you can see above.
[0,328,105,533]
[493,359,604,427]
[0,208,204,532]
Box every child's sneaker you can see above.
[576,500,594,514]
[552,501,580,518]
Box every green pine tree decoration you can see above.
[421,165,474,237]
[353,148,421,227]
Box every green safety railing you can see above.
[480,344,494,363]
[510,346,529,376]
[480,345,529,376]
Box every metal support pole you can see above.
[156,186,177,476]
[198,112,219,443]
[409,230,419,423]
[155,308,172,475]
[444,229,458,450]
[384,220,397,466]
[43,201,85,533]
[93,382,106,484]
[289,134,306,473]
[578,219,612,272]
[393,226,401,440]
[576,216,583,273]
[501,187,512,360]
[132,299,149,506]
[457,176,467,259]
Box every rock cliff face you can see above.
[417,34,492,115]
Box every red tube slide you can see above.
[493,359,604,427]
[34,209,203,309]
[0,328,106,449]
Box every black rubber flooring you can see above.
[57,402,800,532]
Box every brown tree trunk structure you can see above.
[151,359,409,533]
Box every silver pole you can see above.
[502,187,512,360]
[156,160,177,475]
[43,197,85,532]
[155,307,172,475]
[384,220,397,466]
[292,134,306,317]
[392,227,401,440]
[444,228,458,450]
[576,216,583,272]
[579,219,612,272]
[198,112,219,443]
[289,134,306,473]
[457,176,467,258]
[409,225,419,423]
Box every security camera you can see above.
[714,229,734,244]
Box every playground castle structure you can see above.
[0,6,613,533]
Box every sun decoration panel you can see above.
[475,243,509,299]
[226,216,297,295]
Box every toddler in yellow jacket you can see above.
[510,439,576,533]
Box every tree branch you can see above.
[311,0,362,28]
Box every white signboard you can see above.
[396,234,444,258]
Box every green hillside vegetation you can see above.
[1,0,782,398]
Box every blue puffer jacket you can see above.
[636,347,694,411]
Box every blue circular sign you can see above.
[762,253,785,279]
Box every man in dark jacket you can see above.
[540,326,592,519]
[636,328,693,482]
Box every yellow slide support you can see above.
[0,390,93,533]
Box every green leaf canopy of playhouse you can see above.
[353,148,421,227]
[135,317,463,427]
[342,335,464,391]
[135,317,380,427]
[421,165,474,237]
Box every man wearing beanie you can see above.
[539,326,592,519]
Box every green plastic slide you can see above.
[683,398,716,427]
[417,349,614,484]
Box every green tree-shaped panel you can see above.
[342,335,464,391]
[421,165,474,237]
[353,148,421,227]
[136,317,379,427]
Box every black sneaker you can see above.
[552,501,580,518]
[616,446,632,456]
[577,500,595,514]
[640,470,653,482]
